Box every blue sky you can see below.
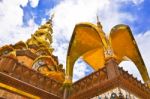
[21,0,150,34]
[0,0,150,81]
[119,0,150,34]
[22,0,58,25]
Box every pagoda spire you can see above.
[96,16,114,58]
[26,14,54,48]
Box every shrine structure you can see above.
[0,16,150,99]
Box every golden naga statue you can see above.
[26,17,53,48]
[64,18,150,87]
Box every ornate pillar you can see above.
[105,58,120,79]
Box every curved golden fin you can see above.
[66,22,103,78]
[109,24,150,82]
[82,48,105,70]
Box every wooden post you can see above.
[63,88,69,99]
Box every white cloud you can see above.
[73,59,93,82]
[0,0,38,46]
[19,0,29,7]
[132,0,144,5]
[29,0,40,8]
[115,0,144,5]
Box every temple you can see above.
[0,16,150,99]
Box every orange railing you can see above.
[72,67,107,95]
[0,55,63,97]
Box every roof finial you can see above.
[47,13,55,25]
[50,13,54,21]
[97,16,103,29]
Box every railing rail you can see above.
[119,67,150,93]
[72,67,107,95]
[0,55,63,97]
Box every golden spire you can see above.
[97,16,103,29]
[96,16,113,58]
[26,14,54,48]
